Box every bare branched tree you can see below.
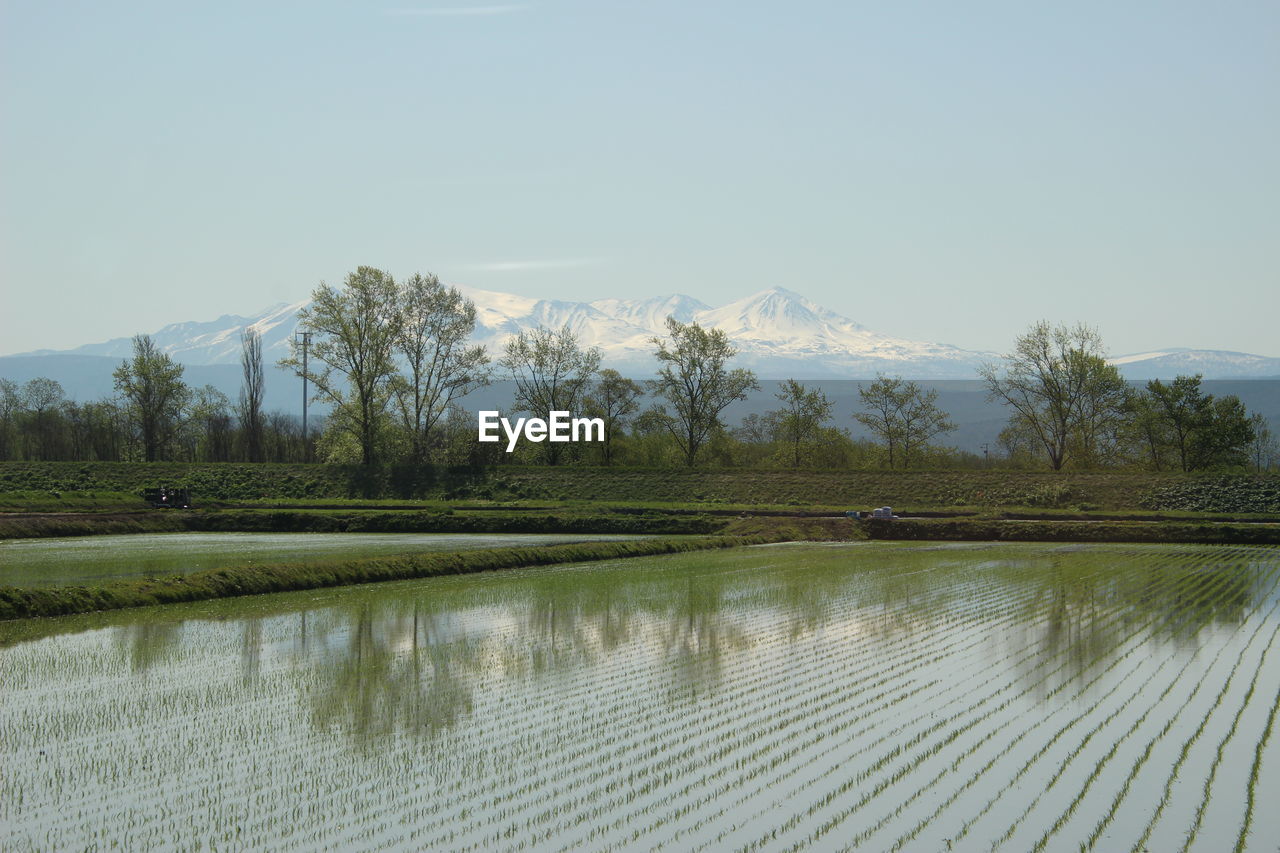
[499,325,601,465]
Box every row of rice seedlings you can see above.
[1122,571,1280,851]
[1034,617,1278,852]
[677,553,1141,851]
[886,613,1179,853]
[1235,676,1280,853]
[981,551,1278,851]
[1177,617,1280,852]
[167,545,1269,850]
[969,550,1272,851]
[35,550,1157,845]
[761,548,1242,851]
[568,571,1031,851]
[404,561,1009,849]
[1080,588,1280,851]
[417,550,1029,845]
[633,562,1075,851]
[6,544,1271,851]
[0,550,1008,845]
[878,564,1222,853]
[944,547,1257,847]
[555,555,1054,840]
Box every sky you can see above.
[2,0,1277,358]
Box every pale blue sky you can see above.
[2,0,1276,356]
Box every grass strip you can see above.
[0,535,774,621]
[0,509,730,540]
[860,518,1280,545]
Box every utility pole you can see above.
[295,331,312,460]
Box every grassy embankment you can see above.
[0,533,784,621]
[3,460,1278,509]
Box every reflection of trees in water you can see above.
[240,618,262,685]
[303,565,753,741]
[309,603,473,745]
[411,605,476,734]
[1020,563,1113,698]
[522,586,609,677]
[1154,562,1252,640]
[83,543,1265,747]
[664,571,734,694]
[1009,551,1267,700]
[123,621,183,672]
[776,564,847,641]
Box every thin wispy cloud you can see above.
[384,4,528,17]
[459,258,605,273]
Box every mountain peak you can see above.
[18,284,1275,379]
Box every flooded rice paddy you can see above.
[3,541,1279,850]
[0,532,645,586]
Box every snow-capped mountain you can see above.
[14,286,1279,379]
[449,285,993,376]
[22,300,310,366]
[1109,349,1280,380]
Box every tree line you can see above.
[983,322,1275,472]
[2,268,1275,471]
[0,332,312,464]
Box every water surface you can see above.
[3,542,1278,851]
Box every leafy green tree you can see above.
[1195,395,1254,470]
[282,266,401,466]
[1142,375,1207,472]
[649,318,758,467]
[584,369,644,465]
[185,385,233,462]
[769,379,834,468]
[1119,389,1173,470]
[113,334,190,461]
[854,375,955,469]
[499,325,601,465]
[979,322,1127,471]
[1143,374,1255,471]
[391,273,491,464]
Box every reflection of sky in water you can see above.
[3,543,1279,852]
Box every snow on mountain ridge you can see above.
[590,294,709,330]
[15,286,1278,379]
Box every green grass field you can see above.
[2,461,1278,513]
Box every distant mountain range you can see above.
[11,285,1280,380]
